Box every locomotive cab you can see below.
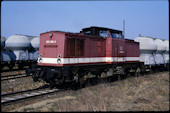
[81,26,124,39]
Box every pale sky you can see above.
[1,0,169,40]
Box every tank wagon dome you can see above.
[5,34,31,50]
[134,36,157,51]
[164,40,169,51]
[153,39,167,52]
[30,37,40,51]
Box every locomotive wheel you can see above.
[85,77,98,86]
[32,71,40,82]
[130,72,136,77]
[85,79,92,87]
[49,80,56,89]
[99,78,108,83]
[149,69,154,74]
[108,75,118,82]
[120,73,127,80]
[72,82,82,90]
[71,74,82,90]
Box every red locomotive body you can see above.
[38,27,139,66]
[33,26,140,86]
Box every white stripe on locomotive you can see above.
[38,57,140,64]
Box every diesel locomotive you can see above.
[27,26,145,86]
[25,26,169,87]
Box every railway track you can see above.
[1,86,61,105]
[1,70,25,75]
[1,68,28,72]
[1,73,31,81]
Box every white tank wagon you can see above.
[163,40,169,64]
[1,36,16,69]
[1,37,11,62]
[2,34,40,70]
[134,36,157,67]
[31,37,40,51]
[29,37,40,61]
[153,39,167,65]
[5,34,31,61]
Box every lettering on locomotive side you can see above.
[119,46,124,53]
[119,51,124,53]
[46,40,57,44]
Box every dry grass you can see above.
[11,71,169,112]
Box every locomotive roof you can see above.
[82,26,122,33]
[41,30,75,34]
[41,26,122,35]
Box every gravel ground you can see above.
[1,71,169,112]
[1,72,47,94]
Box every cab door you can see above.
[112,39,126,62]
[112,41,118,62]
[117,40,125,57]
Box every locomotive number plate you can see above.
[46,40,57,44]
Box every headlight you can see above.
[57,59,61,64]
[39,58,43,63]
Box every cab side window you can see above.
[111,32,124,39]
[111,33,117,38]
[84,30,91,35]
[99,30,109,38]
